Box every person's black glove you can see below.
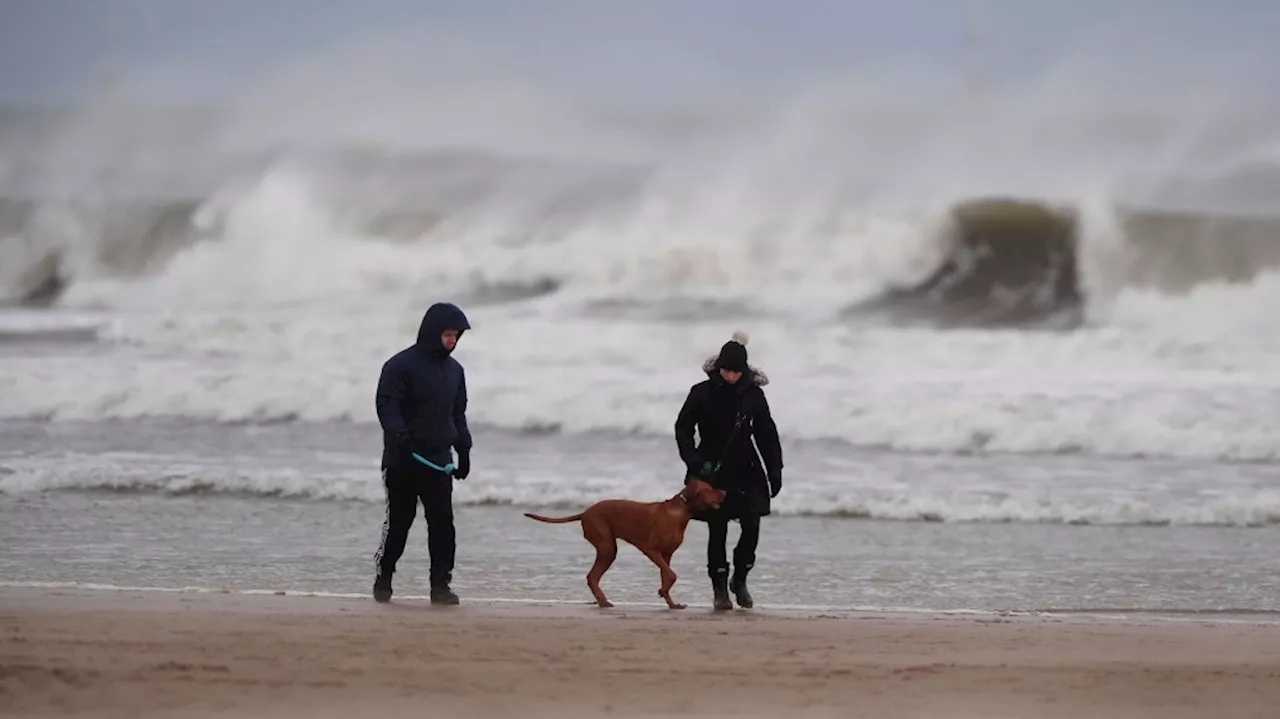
[395,432,416,462]
[768,468,782,498]
[453,449,471,480]
[684,456,709,479]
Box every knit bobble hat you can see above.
[700,331,768,386]
[714,331,750,373]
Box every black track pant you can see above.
[373,463,455,586]
[707,512,761,578]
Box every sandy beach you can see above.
[1,587,1277,719]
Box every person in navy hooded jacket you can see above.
[372,302,473,605]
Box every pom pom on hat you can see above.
[731,330,749,346]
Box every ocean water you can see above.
[2,419,1278,614]
[4,33,1280,616]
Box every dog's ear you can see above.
[690,481,722,509]
[680,481,698,504]
[692,480,713,502]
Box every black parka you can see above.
[675,363,783,520]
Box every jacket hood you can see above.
[416,302,471,355]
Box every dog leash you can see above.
[411,452,456,475]
[695,386,751,485]
[704,411,749,482]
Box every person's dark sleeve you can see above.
[752,389,784,482]
[453,366,473,452]
[375,357,410,439]
[674,386,704,472]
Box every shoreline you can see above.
[5,581,1280,626]
[4,587,1279,718]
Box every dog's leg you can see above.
[582,519,617,608]
[586,542,617,608]
[642,548,685,610]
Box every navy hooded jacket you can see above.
[375,302,473,470]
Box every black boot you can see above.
[373,573,393,603]
[430,578,459,605]
[730,565,754,609]
[710,568,733,611]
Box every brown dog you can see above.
[523,480,728,609]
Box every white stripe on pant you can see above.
[373,468,391,575]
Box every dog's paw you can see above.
[596,600,615,609]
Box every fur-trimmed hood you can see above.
[701,330,769,387]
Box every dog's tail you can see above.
[523,511,585,524]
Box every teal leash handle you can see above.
[411,452,455,475]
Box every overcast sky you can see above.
[5,0,1279,108]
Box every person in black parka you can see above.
[372,302,473,606]
[674,331,783,611]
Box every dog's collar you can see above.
[678,489,692,505]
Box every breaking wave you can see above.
[5,73,1280,328]
[2,460,1277,527]
[6,160,1280,329]
[5,24,1280,466]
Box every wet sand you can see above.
[2,587,1278,718]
